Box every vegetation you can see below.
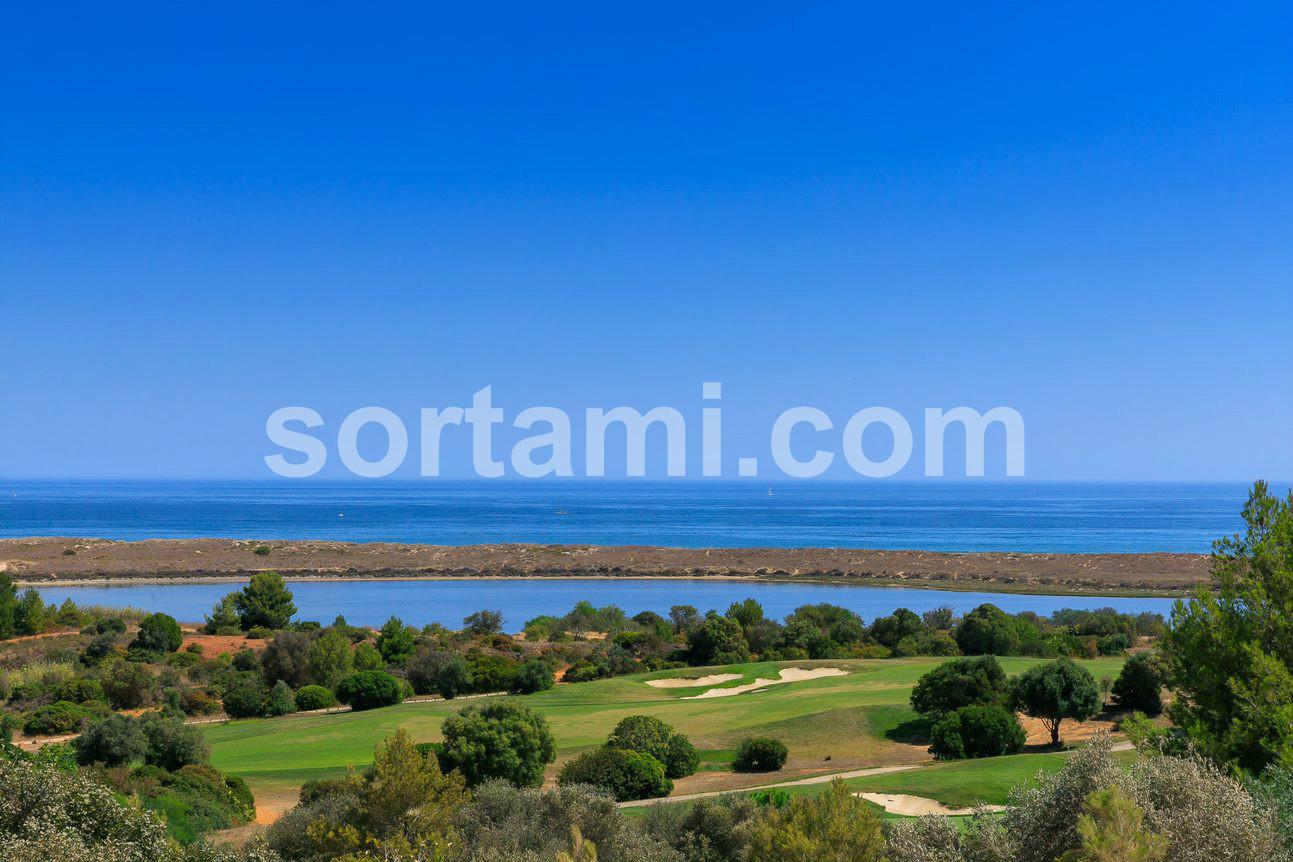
[1012,657,1101,746]
[928,704,1026,760]
[1162,480,1293,772]
[732,737,788,772]
[746,778,886,862]
[558,745,672,801]
[1110,652,1164,715]
[436,700,556,788]
[335,669,402,711]
[910,654,1010,718]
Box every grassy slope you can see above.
[204,655,1126,805]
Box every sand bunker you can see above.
[646,673,743,689]
[682,667,848,699]
[856,792,1005,817]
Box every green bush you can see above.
[294,684,336,711]
[557,746,672,801]
[132,612,183,653]
[264,680,297,716]
[512,658,555,694]
[928,703,1027,759]
[438,700,557,787]
[23,700,94,735]
[220,670,268,718]
[140,712,210,770]
[74,713,147,766]
[54,676,105,704]
[733,736,788,772]
[910,654,1010,719]
[1110,652,1163,715]
[605,714,700,779]
[336,669,403,711]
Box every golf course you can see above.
[202,654,1128,818]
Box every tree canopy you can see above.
[1163,481,1293,772]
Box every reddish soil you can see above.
[2,537,1210,594]
[180,632,268,659]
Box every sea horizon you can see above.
[4,478,1285,554]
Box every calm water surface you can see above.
[35,579,1178,630]
[0,479,1275,552]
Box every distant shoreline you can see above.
[1,537,1210,597]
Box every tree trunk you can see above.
[1051,719,1061,746]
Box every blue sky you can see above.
[2,3,1291,480]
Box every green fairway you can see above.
[204,655,1126,807]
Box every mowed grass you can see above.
[204,655,1126,806]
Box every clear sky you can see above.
[2,3,1291,481]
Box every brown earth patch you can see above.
[181,633,268,658]
[4,537,1210,595]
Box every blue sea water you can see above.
[0,480,1269,553]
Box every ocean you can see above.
[0,479,1270,553]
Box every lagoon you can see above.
[35,578,1178,630]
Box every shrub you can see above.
[605,714,699,779]
[641,793,761,862]
[140,712,210,770]
[733,736,788,772]
[253,544,271,556]
[261,630,312,688]
[178,687,220,716]
[512,658,555,694]
[305,630,354,690]
[747,778,885,862]
[100,659,155,708]
[407,647,474,698]
[131,612,183,653]
[220,671,268,718]
[23,700,94,735]
[336,669,402,711]
[0,757,175,860]
[955,603,1022,656]
[557,746,672,801]
[451,779,676,862]
[928,703,1027,760]
[910,654,1010,718]
[264,679,297,716]
[686,613,750,665]
[54,676,105,704]
[438,700,557,787]
[74,713,147,766]
[294,684,335,711]
[245,625,273,640]
[1111,652,1164,715]
[887,737,1282,862]
[1097,633,1132,655]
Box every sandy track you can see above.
[3,537,1208,594]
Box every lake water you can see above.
[35,578,1179,630]
[0,479,1272,552]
